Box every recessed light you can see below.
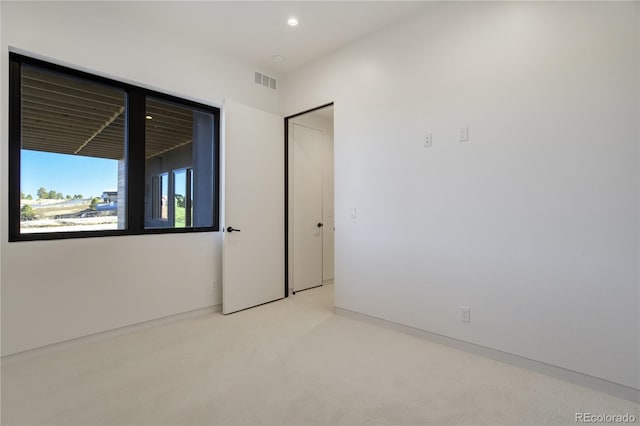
[287,17,298,27]
[273,55,284,62]
[146,115,153,120]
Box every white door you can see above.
[222,100,284,314]
[292,124,323,292]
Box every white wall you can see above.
[0,0,4,356]
[1,1,279,355]
[281,2,640,389]
[289,110,335,284]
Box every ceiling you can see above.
[123,1,430,74]
[308,105,333,122]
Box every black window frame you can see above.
[8,53,221,242]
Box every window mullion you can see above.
[126,90,146,233]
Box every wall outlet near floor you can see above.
[424,133,432,148]
[460,306,471,322]
[211,280,219,292]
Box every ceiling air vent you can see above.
[254,72,277,91]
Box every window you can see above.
[16,65,127,234]
[144,97,214,229]
[9,53,220,241]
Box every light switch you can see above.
[350,208,357,219]
[458,126,469,142]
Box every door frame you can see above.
[284,102,334,297]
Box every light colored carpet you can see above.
[2,284,638,425]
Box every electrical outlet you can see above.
[211,280,219,292]
[460,306,470,322]
[350,208,357,219]
[424,133,432,148]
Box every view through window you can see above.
[10,53,220,241]
[19,65,126,234]
[144,97,214,229]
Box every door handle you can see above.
[317,223,323,228]
[226,226,241,233]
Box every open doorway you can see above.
[285,103,334,295]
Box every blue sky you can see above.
[21,150,118,199]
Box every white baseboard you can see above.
[335,306,640,403]
[1,305,222,364]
